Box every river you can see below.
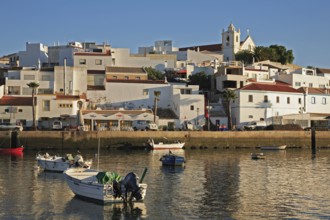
[0,148,329,219]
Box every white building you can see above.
[18,42,48,68]
[274,67,330,89]
[232,81,303,126]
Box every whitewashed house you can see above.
[232,81,303,126]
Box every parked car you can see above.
[244,121,267,130]
[132,120,158,131]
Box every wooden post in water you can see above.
[311,127,316,155]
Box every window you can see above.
[295,82,301,87]
[248,115,253,118]
[276,96,280,103]
[112,76,117,79]
[322,97,327,104]
[190,105,194,111]
[143,89,148,95]
[309,83,313,87]
[8,86,20,95]
[287,97,290,104]
[298,98,301,104]
[79,59,86,65]
[42,100,50,111]
[135,76,141,80]
[319,84,326,89]
[236,36,238,42]
[264,95,268,103]
[95,59,102,65]
[58,103,72,108]
[124,76,129,80]
[311,97,315,104]
[248,95,253,102]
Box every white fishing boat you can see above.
[260,145,287,150]
[36,152,92,172]
[147,138,185,150]
[63,168,148,204]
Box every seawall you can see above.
[2,130,330,151]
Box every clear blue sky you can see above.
[1,0,330,68]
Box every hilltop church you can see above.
[179,23,256,62]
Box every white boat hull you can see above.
[36,155,92,172]
[149,139,185,150]
[63,168,147,204]
[260,145,287,150]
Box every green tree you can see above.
[188,71,211,91]
[252,45,294,64]
[235,50,254,64]
[153,91,161,123]
[221,89,237,130]
[27,82,40,130]
[145,67,164,80]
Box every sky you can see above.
[1,0,330,68]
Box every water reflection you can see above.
[0,151,23,160]
[161,165,185,173]
[64,197,147,220]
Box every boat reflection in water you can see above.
[161,165,185,173]
[0,150,23,160]
[65,196,147,219]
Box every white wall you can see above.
[18,43,48,68]
[233,90,303,125]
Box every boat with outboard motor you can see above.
[160,151,185,166]
[63,167,148,204]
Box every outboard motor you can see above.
[120,172,142,202]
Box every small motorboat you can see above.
[36,152,92,172]
[251,153,265,160]
[160,151,185,166]
[0,131,24,155]
[260,145,287,150]
[63,167,148,204]
[148,138,185,150]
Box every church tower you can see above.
[222,23,241,61]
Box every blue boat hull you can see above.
[161,155,185,166]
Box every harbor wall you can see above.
[1,130,330,151]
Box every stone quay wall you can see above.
[1,130,330,151]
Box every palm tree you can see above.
[221,89,237,130]
[153,91,161,123]
[27,82,39,130]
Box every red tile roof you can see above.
[241,82,301,93]
[179,44,222,52]
[0,96,34,106]
[297,87,330,95]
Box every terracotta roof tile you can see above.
[179,44,222,52]
[241,82,301,93]
[0,96,34,106]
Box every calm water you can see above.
[0,148,330,220]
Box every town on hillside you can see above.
[0,23,329,131]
